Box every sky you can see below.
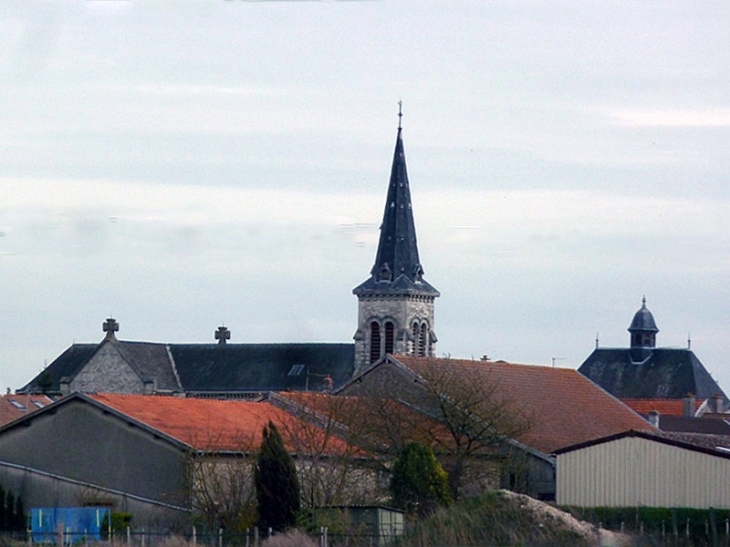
[1,1,729,393]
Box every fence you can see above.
[10,527,387,547]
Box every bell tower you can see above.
[353,106,439,373]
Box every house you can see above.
[337,354,654,500]
[0,393,369,531]
[555,430,730,508]
[579,298,727,402]
[0,392,53,426]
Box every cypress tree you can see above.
[254,421,300,532]
[390,442,451,517]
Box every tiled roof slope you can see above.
[0,394,54,426]
[169,343,354,393]
[394,355,654,454]
[578,348,726,401]
[89,393,352,455]
[119,342,180,390]
[622,398,701,416]
[18,344,98,393]
[274,391,452,450]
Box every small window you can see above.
[370,322,382,363]
[9,400,26,410]
[32,400,45,409]
[384,322,395,355]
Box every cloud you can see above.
[611,109,730,128]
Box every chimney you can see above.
[683,393,696,417]
[711,393,724,414]
[647,410,660,428]
[60,378,70,396]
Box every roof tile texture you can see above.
[396,355,654,454]
[89,393,352,455]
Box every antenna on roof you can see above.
[552,357,565,368]
[688,332,691,350]
[398,100,403,130]
[595,332,599,349]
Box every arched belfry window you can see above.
[412,322,420,356]
[369,321,381,364]
[384,321,395,355]
[419,322,428,357]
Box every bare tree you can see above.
[272,393,388,508]
[187,430,258,534]
[339,357,534,499]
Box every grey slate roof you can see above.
[19,340,355,395]
[353,125,439,298]
[169,343,354,393]
[578,347,727,401]
[628,298,659,334]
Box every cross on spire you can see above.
[215,325,231,345]
[103,317,119,341]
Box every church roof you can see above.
[18,340,354,395]
[169,342,354,393]
[353,117,438,297]
[578,347,727,401]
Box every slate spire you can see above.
[354,109,438,296]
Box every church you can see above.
[17,112,725,408]
[19,111,437,397]
[578,297,727,403]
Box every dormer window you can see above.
[378,263,392,282]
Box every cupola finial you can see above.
[398,100,403,130]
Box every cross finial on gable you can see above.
[103,318,119,341]
[215,326,231,345]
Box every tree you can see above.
[340,357,534,500]
[255,421,300,532]
[390,443,450,517]
[272,393,385,508]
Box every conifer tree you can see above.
[254,421,300,532]
[390,442,451,517]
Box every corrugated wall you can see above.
[557,437,730,508]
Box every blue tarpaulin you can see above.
[31,507,109,543]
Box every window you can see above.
[370,321,381,363]
[384,322,395,355]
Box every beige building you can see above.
[556,430,730,508]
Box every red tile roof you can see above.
[89,393,353,455]
[622,398,700,416]
[394,355,654,454]
[0,394,54,426]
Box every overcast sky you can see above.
[1,1,729,393]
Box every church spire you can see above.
[353,108,439,372]
[354,106,438,296]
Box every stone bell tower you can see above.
[353,107,439,373]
